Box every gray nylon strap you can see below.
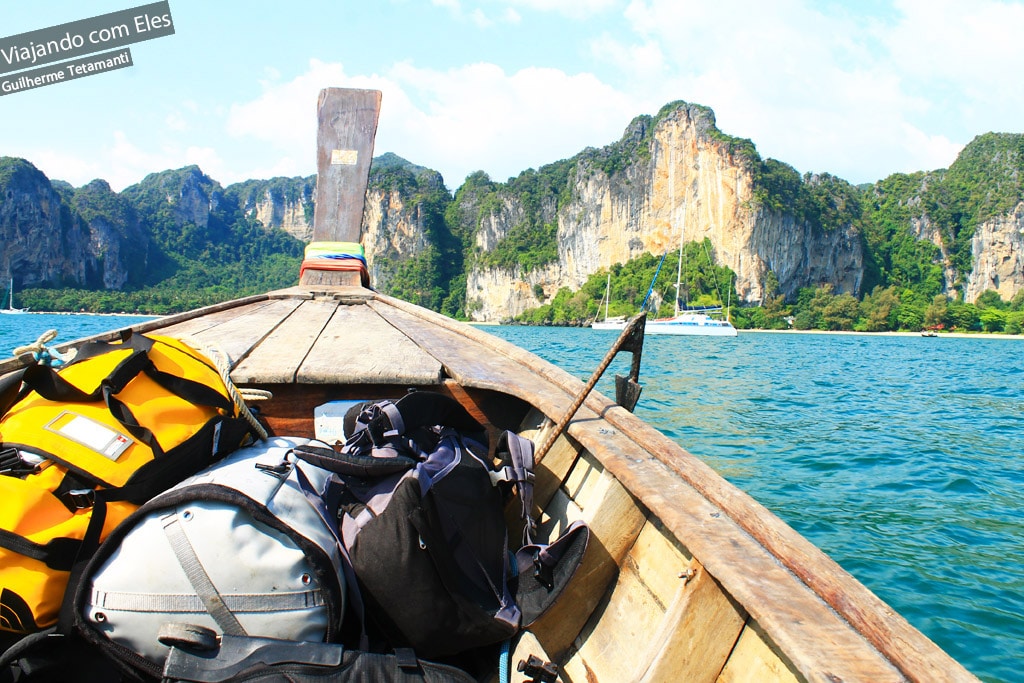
[161,510,247,636]
[89,588,326,613]
[504,432,536,544]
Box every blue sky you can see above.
[2,0,1023,192]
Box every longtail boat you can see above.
[0,89,979,682]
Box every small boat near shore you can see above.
[1,278,28,314]
[0,89,978,682]
[591,274,628,330]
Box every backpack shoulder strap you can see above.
[0,366,29,417]
[291,442,417,478]
[495,431,537,544]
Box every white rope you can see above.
[13,329,76,366]
[182,336,270,441]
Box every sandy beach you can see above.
[747,328,1024,340]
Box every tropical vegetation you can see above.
[3,107,1022,333]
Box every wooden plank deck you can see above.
[230,299,338,384]
[161,298,303,366]
[297,299,442,385]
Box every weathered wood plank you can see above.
[162,298,303,368]
[531,431,581,514]
[563,520,694,682]
[0,296,274,377]
[529,452,647,660]
[303,88,381,287]
[594,405,978,682]
[637,558,746,683]
[230,299,339,383]
[552,414,907,683]
[152,299,280,341]
[517,408,549,441]
[717,625,801,683]
[297,303,442,384]
[366,300,509,385]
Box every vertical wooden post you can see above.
[301,87,382,286]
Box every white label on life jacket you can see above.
[45,412,133,461]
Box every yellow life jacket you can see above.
[0,332,257,634]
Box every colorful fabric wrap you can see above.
[299,241,369,286]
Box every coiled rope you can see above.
[182,336,271,441]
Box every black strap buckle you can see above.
[533,550,554,591]
[393,647,419,671]
[0,447,33,475]
[517,654,559,683]
[61,488,95,510]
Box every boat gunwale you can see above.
[0,286,978,682]
[366,288,977,683]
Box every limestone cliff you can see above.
[3,107,1021,317]
[228,176,315,242]
[0,161,85,288]
[362,186,431,284]
[864,133,1024,303]
[359,154,460,310]
[70,179,150,290]
[464,103,863,321]
[965,202,1024,301]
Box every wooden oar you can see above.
[301,87,382,287]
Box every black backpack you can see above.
[292,391,589,660]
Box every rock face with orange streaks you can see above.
[464,102,864,322]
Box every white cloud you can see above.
[606,0,1009,182]
[469,9,493,27]
[380,61,641,185]
[165,112,188,132]
[500,0,621,19]
[226,60,351,151]
[23,132,231,192]
[220,58,644,189]
[27,150,106,188]
[429,0,530,25]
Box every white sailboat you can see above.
[590,273,627,330]
[646,197,736,337]
[1,278,28,314]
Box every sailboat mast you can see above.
[674,208,684,317]
[668,146,683,318]
[604,273,610,321]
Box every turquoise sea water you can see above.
[485,326,1022,683]
[0,313,157,363]
[1,316,1020,682]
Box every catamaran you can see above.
[646,204,736,337]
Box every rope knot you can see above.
[13,329,76,367]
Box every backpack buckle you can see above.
[532,550,554,591]
[0,448,36,476]
[62,488,96,509]
[517,654,559,683]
